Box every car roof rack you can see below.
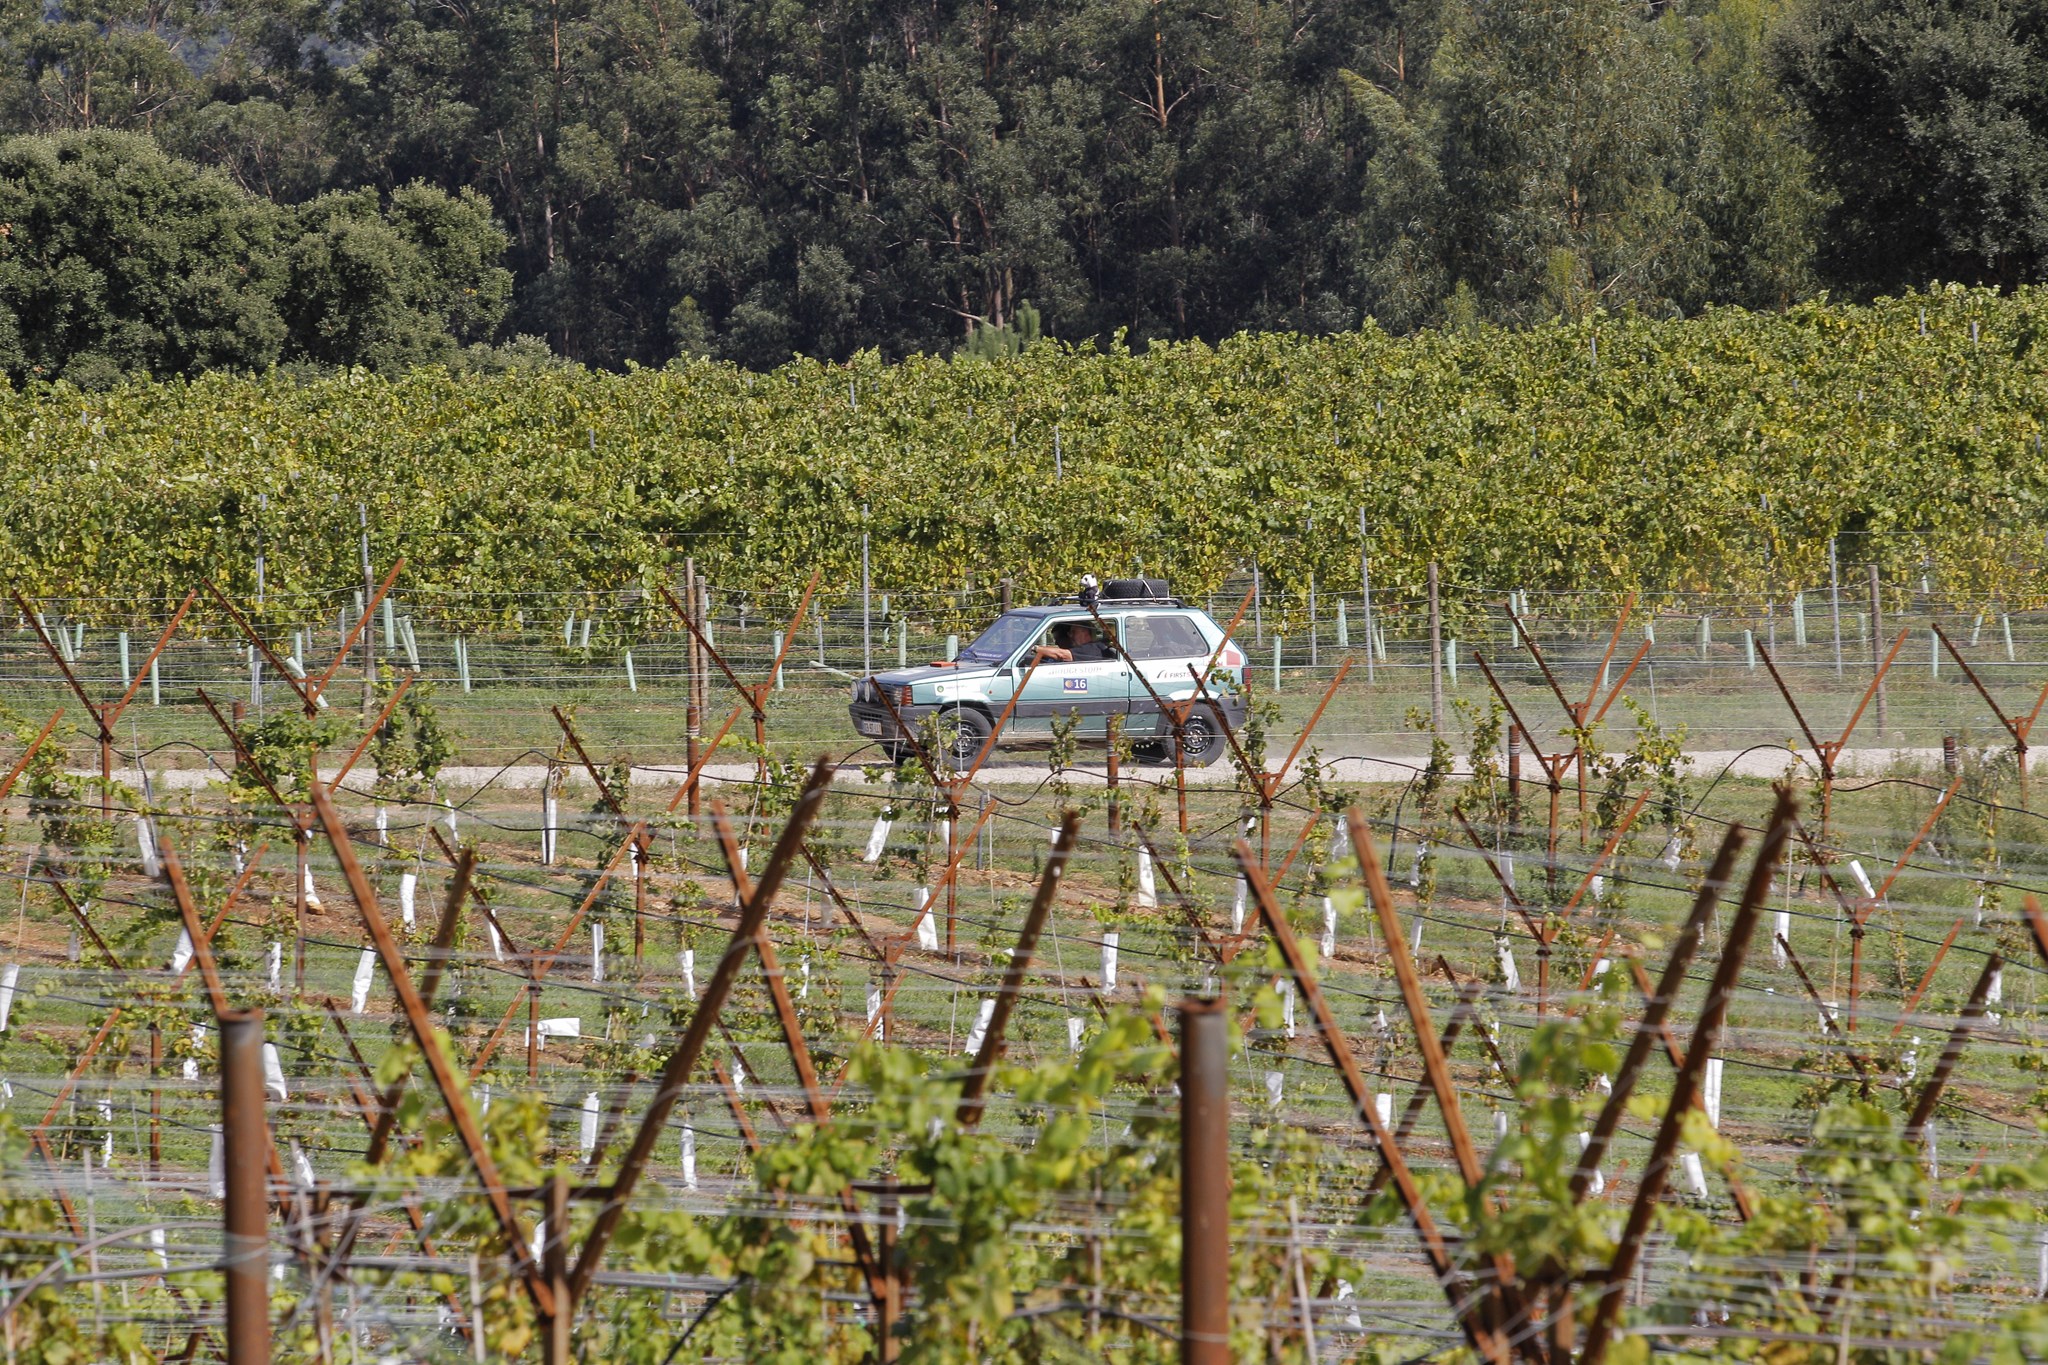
[1039,593,1189,608]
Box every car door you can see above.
[1009,616,1130,737]
[1119,612,1213,736]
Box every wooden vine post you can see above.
[1932,620,2048,806]
[871,655,1045,958]
[684,558,703,816]
[1473,594,1643,899]
[12,587,195,815]
[1092,587,1253,835]
[1756,629,1906,836]
[665,570,818,789]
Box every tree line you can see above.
[1,0,2044,380]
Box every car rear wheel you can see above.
[1176,711,1225,766]
[1138,710,1225,767]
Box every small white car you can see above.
[848,581,1247,766]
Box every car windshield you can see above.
[957,611,1049,663]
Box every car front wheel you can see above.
[931,706,993,769]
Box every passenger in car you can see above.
[1032,621,1116,664]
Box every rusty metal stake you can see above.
[1777,932,1874,1095]
[1579,788,1794,1365]
[1848,771,1964,1031]
[1933,621,2048,806]
[1349,809,1485,1182]
[1099,587,1253,835]
[221,1009,271,1365]
[876,1182,902,1363]
[1364,988,1481,1199]
[958,813,1080,1126]
[1106,715,1121,835]
[571,759,834,1303]
[306,785,556,1319]
[1179,997,1230,1365]
[661,571,818,794]
[543,1172,572,1365]
[1894,918,1965,1039]
[13,589,194,815]
[2024,895,2048,967]
[1574,821,1748,1198]
[1236,850,1507,1365]
[1905,953,2003,1146]
[0,710,63,804]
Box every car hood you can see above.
[868,663,1001,691]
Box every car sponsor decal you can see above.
[1063,677,1088,692]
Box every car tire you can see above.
[1138,710,1226,767]
[932,706,994,769]
[1177,710,1226,767]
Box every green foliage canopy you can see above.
[0,0,1838,367]
[1,286,2043,627]
[0,130,512,384]
[1776,0,2048,293]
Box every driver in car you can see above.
[1032,622,1115,664]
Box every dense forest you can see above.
[2,0,2045,379]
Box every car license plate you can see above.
[858,720,882,737]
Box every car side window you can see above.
[1117,615,1153,657]
[1034,619,1117,658]
[1126,613,1204,659]
[1037,620,1079,652]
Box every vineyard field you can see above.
[2,566,2046,1364]
[8,285,2048,1362]
[9,581,2045,769]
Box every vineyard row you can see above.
[2,286,2045,618]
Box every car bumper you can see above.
[848,702,925,741]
